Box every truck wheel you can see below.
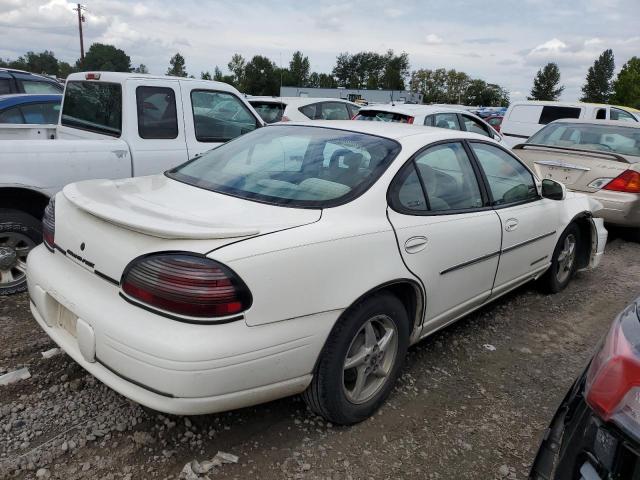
[0,209,41,295]
[303,292,409,425]
[538,223,581,294]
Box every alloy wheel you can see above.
[555,233,576,284]
[0,232,35,289]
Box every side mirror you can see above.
[541,178,566,200]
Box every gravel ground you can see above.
[1,232,639,480]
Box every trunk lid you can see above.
[55,175,321,281]
[515,145,632,193]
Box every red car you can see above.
[485,115,503,132]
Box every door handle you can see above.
[404,236,428,254]
[504,218,519,232]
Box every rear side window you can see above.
[471,142,538,205]
[611,107,638,122]
[0,78,11,95]
[20,80,62,94]
[462,115,491,137]
[191,90,258,142]
[61,81,122,137]
[20,102,60,124]
[539,106,581,125]
[299,103,318,119]
[354,110,413,123]
[319,102,350,120]
[427,113,461,130]
[250,101,284,123]
[136,86,178,139]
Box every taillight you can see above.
[406,116,414,124]
[121,253,252,319]
[585,298,640,438]
[42,197,55,250]
[603,170,640,193]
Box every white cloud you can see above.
[423,34,443,45]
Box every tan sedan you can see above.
[514,119,640,230]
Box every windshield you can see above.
[527,122,640,160]
[354,110,414,123]
[167,125,401,207]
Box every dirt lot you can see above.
[1,232,639,480]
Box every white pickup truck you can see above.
[0,71,264,294]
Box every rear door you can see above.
[387,141,501,329]
[181,84,260,158]
[469,141,560,295]
[125,78,189,176]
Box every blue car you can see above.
[0,94,62,124]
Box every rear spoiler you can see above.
[514,143,631,163]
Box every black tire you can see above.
[303,292,409,425]
[538,223,581,294]
[0,209,42,296]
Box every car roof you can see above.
[65,72,241,93]
[271,119,492,142]
[358,104,467,116]
[548,118,640,129]
[0,93,62,108]
[248,96,357,106]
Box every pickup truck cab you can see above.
[501,101,639,147]
[0,71,264,295]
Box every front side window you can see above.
[136,86,178,139]
[191,90,258,142]
[462,115,490,137]
[320,102,350,120]
[61,81,122,137]
[0,106,24,123]
[471,142,538,205]
[20,80,62,94]
[20,102,60,124]
[168,125,401,207]
[429,113,461,130]
[0,77,12,95]
[611,107,638,122]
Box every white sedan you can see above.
[354,104,508,146]
[27,121,607,425]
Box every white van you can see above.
[500,101,639,147]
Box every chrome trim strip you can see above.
[534,160,591,171]
[440,250,501,275]
[530,255,549,266]
[502,231,556,254]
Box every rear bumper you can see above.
[589,190,640,228]
[27,245,338,415]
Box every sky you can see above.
[1,0,639,101]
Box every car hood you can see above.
[62,175,321,240]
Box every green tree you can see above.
[529,62,564,101]
[611,57,640,109]
[243,55,279,95]
[581,49,615,103]
[381,50,410,90]
[227,53,246,89]
[410,68,448,103]
[58,61,74,79]
[288,51,310,87]
[166,53,187,77]
[78,43,132,72]
[133,64,149,74]
[201,71,212,80]
[10,50,60,75]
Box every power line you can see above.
[73,4,86,62]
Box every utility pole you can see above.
[74,4,86,62]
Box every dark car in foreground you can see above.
[530,296,640,479]
[0,94,62,124]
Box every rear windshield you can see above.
[61,81,122,137]
[167,125,401,208]
[538,106,581,125]
[527,122,640,160]
[354,110,413,123]
[249,101,285,124]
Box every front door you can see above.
[387,142,502,330]
[468,141,559,296]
